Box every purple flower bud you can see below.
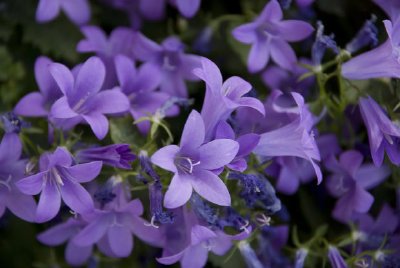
[294,248,308,268]
[139,151,160,182]
[328,246,348,268]
[312,21,339,65]
[148,181,174,226]
[238,241,264,268]
[346,15,378,53]
[190,193,220,228]
[76,144,135,169]
[1,112,30,134]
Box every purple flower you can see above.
[345,15,378,54]
[37,217,91,266]
[328,246,348,268]
[75,144,136,169]
[215,121,260,172]
[0,112,30,134]
[139,0,201,20]
[373,0,400,21]
[232,0,313,73]
[359,96,400,166]
[238,241,264,268]
[151,110,239,208]
[132,34,202,98]
[342,19,400,80]
[254,92,322,183]
[77,26,136,88]
[16,147,102,222]
[194,58,265,140]
[0,133,37,222]
[14,56,62,117]
[36,0,90,25]
[115,55,178,133]
[72,178,162,258]
[49,56,130,139]
[325,150,390,222]
[294,248,308,268]
[311,21,339,66]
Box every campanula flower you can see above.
[0,112,30,134]
[345,16,378,54]
[75,144,135,169]
[77,26,136,88]
[325,150,390,222]
[16,147,103,222]
[373,0,400,21]
[342,19,400,80]
[49,56,130,139]
[14,56,62,117]
[139,0,201,20]
[132,34,202,98]
[194,58,265,140]
[151,110,239,208]
[0,133,37,222]
[232,0,313,72]
[359,96,400,166]
[36,0,90,25]
[294,248,308,268]
[328,246,348,268]
[312,21,339,66]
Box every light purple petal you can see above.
[248,40,270,73]
[270,39,297,70]
[193,57,223,92]
[191,169,231,206]
[180,54,202,80]
[237,97,266,116]
[60,178,94,214]
[139,0,166,20]
[227,159,247,172]
[16,171,45,195]
[49,63,74,95]
[36,0,60,22]
[0,133,21,162]
[115,55,137,88]
[77,26,108,53]
[108,225,133,257]
[6,192,37,222]
[176,0,201,18]
[61,0,90,25]
[191,225,216,245]
[215,121,235,140]
[338,150,363,177]
[277,20,314,42]
[232,24,257,44]
[355,164,390,190]
[37,220,80,246]
[36,181,61,223]
[63,161,102,183]
[151,145,180,173]
[73,214,111,246]
[276,166,300,195]
[180,110,205,150]
[164,174,193,209]
[160,72,187,98]
[257,0,283,22]
[198,139,239,170]
[157,250,185,265]
[92,88,130,114]
[132,32,162,61]
[82,113,109,140]
[50,96,78,119]
[181,244,208,268]
[65,241,92,266]
[236,134,261,157]
[73,57,105,103]
[14,93,48,117]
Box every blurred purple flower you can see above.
[132,34,202,98]
[311,21,339,65]
[16,147,102,222]
[359,96,400,166]
[325,150,390,222]
[14,56,62,117]
[373,0,400,21]
[0,133,37,222]
[75,144,135,169]
[342,19,400,79]
[49,56,130,139]
[345,15,378,54]
[36,0,90,25]
[232,0,313,72]
[151,110,239,208]
[328,246,348,268]
[139,0,201,20]
[194,58,265,140]
[77,26,136,88]
[294,248,308,268]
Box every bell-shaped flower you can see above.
[328,246,348,268]
[194,58,265,140]
[373,0,400,21]
[0,133,37,222]
[49,56,130,139]
[14,56,62,118]
[359,96,400,166]
[151,110,239,208]
[232,0,313,73]
[36,0,90,25]
[16,147,103,222]
[325,150,390,222]
[132,34,202,97]
[114,55,178,133]
[342,19,400,80]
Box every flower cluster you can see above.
[1,0,400,267]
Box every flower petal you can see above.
[248,40,270,73]
[164,174,192,209]
[61,0,90,25]
[16,172,45,195]
[73,214,111,246]
[151,145,179,172]
[14,93,48,117]
[108,225,133,257]
[180,110,205,150]
[36,0,60,22]
[65,242,92,266]
[277,20,314,42]
[198,139,239,170]
[36,181,61,223]
[82,113,109,140]
[270,39,297,70]
[92,88,130,114]
[49,62,74,96]
[6,192,37,222]
[176,0,201,18]
[63,161,102,183]
[60,179,94,214]
[50,96,78,119]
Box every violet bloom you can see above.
[75,144,135,169]
[49,56,130,140]
[342,19,400,79]
[325,150,390,223]
[151,110,239,208]
[132,34,202,98]
[114,55,178,133]
[232,0,313,73]
[0,133,37,222]
[37,217,91,266]
[254,92,323,183]
[215,121,260,172]
[36,0,90,25]
[16,147,102,223]
[373,0,400,21]
[139,0,201,20]
[194,58,265,140]
[77,26,136,88]
[328,246,348,268]
[359,96,400,166]
[14,56,62,117]
[72,178,162,258]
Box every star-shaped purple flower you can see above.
[151,110,239,208]
[49,56,130,139]
[36,0,91,25]
[16,147,103,223]
[232,0,313,73]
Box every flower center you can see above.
[174,156,200,174]
[49,168,64,186]
[162,55,177,71]
[0,175,12,192]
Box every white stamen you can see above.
[355,259,369,268]
[0,175,12,191]
[240,220,250,234]
[52,169,64,186]
[163,56,176,71]
[384,133,394,145]
[144,215,159,229]
[255,213,271,227]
